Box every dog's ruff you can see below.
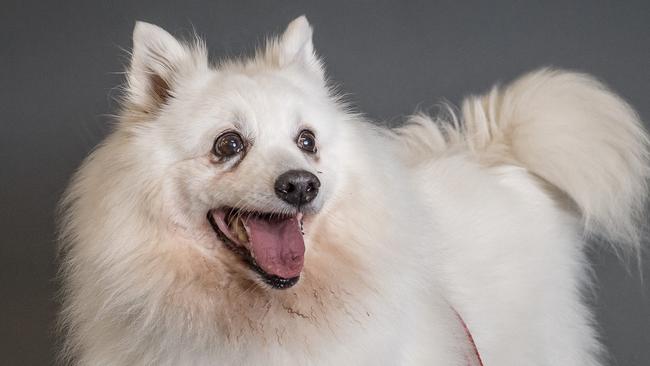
[58,16,649,365]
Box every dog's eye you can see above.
[297,130,317,153]
[213,132,245,157]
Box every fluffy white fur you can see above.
[58,16,649,365]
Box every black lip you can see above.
[207,211,300,289]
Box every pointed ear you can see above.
[277,16,324,80]
[125,21,207,116]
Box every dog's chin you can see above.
[207,207,307,290]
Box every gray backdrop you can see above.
[1,1,648,365]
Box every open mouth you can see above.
[207,207,305,289]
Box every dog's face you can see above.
[121,17,349,290]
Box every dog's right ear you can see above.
[124,21,208,118]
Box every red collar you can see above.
[452,308,484,366]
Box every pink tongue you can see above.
[244,216,304,279]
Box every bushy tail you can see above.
[404,69,650,251]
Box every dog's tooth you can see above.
[232,216,249,243]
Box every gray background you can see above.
[1,1,648,365]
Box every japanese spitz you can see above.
[58,16,649,365]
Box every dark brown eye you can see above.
[213,132,244,157]
[297,129,317,153]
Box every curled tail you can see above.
[401,69,650,251]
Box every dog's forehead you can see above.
[211,70,304,101]
[201,71,311,128]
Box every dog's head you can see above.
[117,17,350,290]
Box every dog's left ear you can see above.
[277,15,324,81]
[124,21,208,118]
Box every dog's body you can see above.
[59,17,649,365]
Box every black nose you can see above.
[274,170,321,206]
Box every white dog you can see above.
[58,16,649,365]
